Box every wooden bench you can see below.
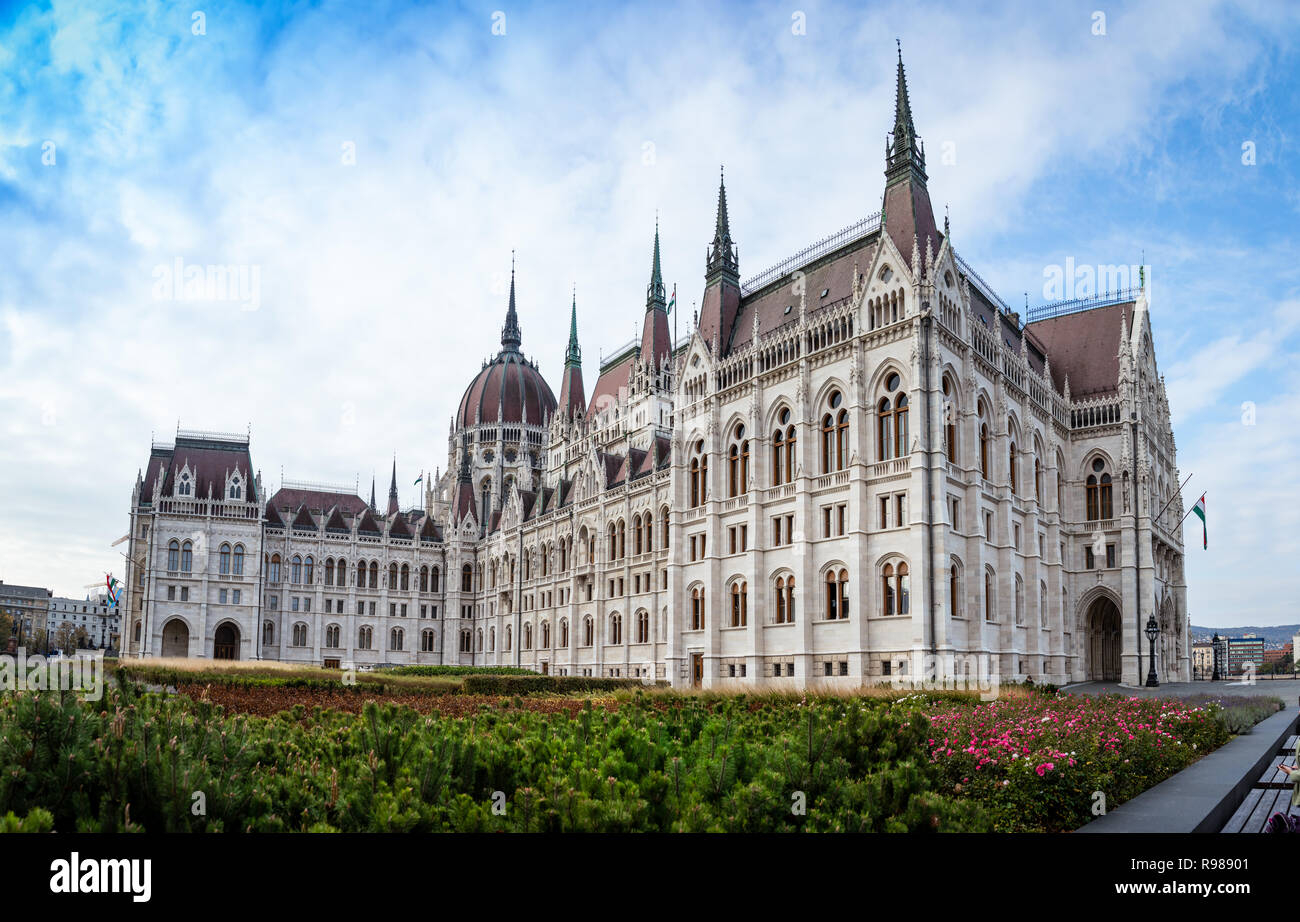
[1223,735,1298,832]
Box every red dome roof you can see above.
[457,351,557,428]
[457,259,558,429]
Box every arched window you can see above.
[325,558,335,586]
[421,629,435,652]
[268,554,281,584]
[1085,459,1114,520]
[618,520,626,559]
[489,627,496,652]
[729,580,748,627]
[232,544,244,576]
[419,565,428,592]
[984,569,996,622]
[219,543,231,575]
[356,559,366,587]
[369,561,378,589]
[950,563,962,617]
[325,624,340,648]
[824,568,849,620]
[882,563,895,616]
[979,406,990,479]
[291,555,302,584]
[689,440,709,507]
[400,563,409,590]
[305,556,314,584]
[633,515,643,555]
[942,377,957,463]
[774,575,795,624]
[820,413,835,472]
[643,515,653,553]
[690,587,704,630]
[1034,454,1043,502]
[388,562,398,588]
[893,395,908,458]
[293,622,308,646]
[1008,439,1018,494]
[541,620,550,648]
[180,541,193,572]
[461,564,473,592]
[178,472,191,496]
[608,613,622,645]
[1040,581,1048,628]
[560,619,569,647]
[1014,575,1024,626]
[358,625,373,650]
[168,540,179,572]
[524,623,533,650]
[636,610,650,643]
[262,621,274,645]
[836,409,849,470]
[583,617,593,647]
[431,566,440,592]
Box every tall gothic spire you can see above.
[369,474,376,511]
[707,166,738,280]
[886,41,926,187]
[387,456,399,516]
[565,286,582,367]
[559,285,586,421]
[501,251,522,353]
[647,218,667,309]
[881,43,938,272]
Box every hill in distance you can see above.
[1191,625,1300,646]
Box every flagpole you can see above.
[1154,472,1193,524]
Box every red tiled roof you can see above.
[271,487,368,516]
[1027,301,1131,398]
[144,435,253,503]
[588,355,633,416]
[730,237,879,353]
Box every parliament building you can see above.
[121,53,1190,687]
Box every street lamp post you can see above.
[1144,615,1160,688]
[1211,632,1221,681]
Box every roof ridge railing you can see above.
[1026,287,1141,323]
[281,478,359,496]
[952,251,1013,316]
[176,428,249,445]
[741,212,882,296]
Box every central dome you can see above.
[456,262,557,429]
[457,351,557,428]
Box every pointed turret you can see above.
[368,475,376,512]
[500,251,522,354]
[559,287,586,421]
[697,167,743,357]
[641,220,673,370]
[387,457,399,516]
[882,43,940,273]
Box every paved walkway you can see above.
[1061,679,1300,701]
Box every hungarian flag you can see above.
[668,284,676,315]
[1192,493,1207,549]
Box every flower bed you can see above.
[915,693,1271,831]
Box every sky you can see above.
[0,0,1296,624]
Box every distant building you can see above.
[1215,636,1265,677]
[1263,643,1292,671]
[0,581,53,647]
[1192,641,1212,678]
[46,593,121,653]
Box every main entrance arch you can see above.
[213,622,241,660]
[1085,595,1122,681]
[161,618,189,658]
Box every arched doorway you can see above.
[1085,596,1122,681]
[213,622,240,660]
[161,618,189,658]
